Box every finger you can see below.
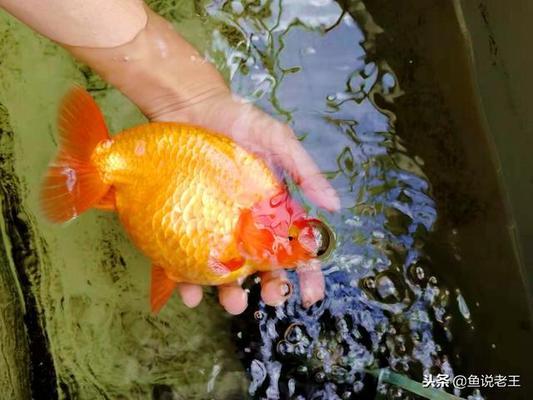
[218,102,340,211]
[259,270,292,307]
[176,283,203,308]
[297,260,325,308]
[218,284,248,315]
[261,121,340,212]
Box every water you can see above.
[217,1,454,398]
[0,0,530,399]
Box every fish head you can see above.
[279,217,334,266]
[236,189,334,271]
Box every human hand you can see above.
[6,1,340,314]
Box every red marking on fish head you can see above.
[236,190,333,270]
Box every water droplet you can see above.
[393,335,409,355]
[314,371,326,383]
[276,340,292,356]
[288,378,295,396]
[293,343,307,356]
[375,272,408,304]
[249,360,267,394]
[284,323,305,344]
[407,260,430,287]
[134,140,145,156]
[61,167,77,193]
[457,292,471,321]
[316,348,327,360]
[231,0,244,14]
[296,365,308,375]
[331,365,348,382]
[363,62,376,77]
[362,276,375,290]
[382,72,395,89]
[353,381,364,393]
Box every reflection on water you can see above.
[0,0,501,399]
[208,0,471,398]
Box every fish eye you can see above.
[288,236,294,241]
[309,220,335,259]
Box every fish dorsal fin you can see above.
[150,264,177,313]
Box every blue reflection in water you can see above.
[206,1,457,398]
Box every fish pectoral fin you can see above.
[235,208,274,260]
[208,256,245,276]
[94,187,116,211]
[150,264,177,314]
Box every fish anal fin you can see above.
[150,264,177,314]
[94,187,116,211]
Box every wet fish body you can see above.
[41,87,324,312]
[93,123,279,286]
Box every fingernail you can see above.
[303,298,323,309]
[325,189,341,211]
[280,281,292,297]
[325,186,337,196]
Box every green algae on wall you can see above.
[0,6,247,400]
[0,101,32,400]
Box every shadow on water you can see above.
[0,0,531,399]
[360,0,532,398]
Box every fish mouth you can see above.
[298,219,335,259]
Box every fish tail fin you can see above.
[40,86,111,223]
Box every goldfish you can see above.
[41,87,332,312]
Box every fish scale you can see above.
[93,122,279,285]
[41,87,324,312]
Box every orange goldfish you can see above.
[41,87,331,312]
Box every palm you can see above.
[153,92,336,314]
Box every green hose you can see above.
[367,369,466,400]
